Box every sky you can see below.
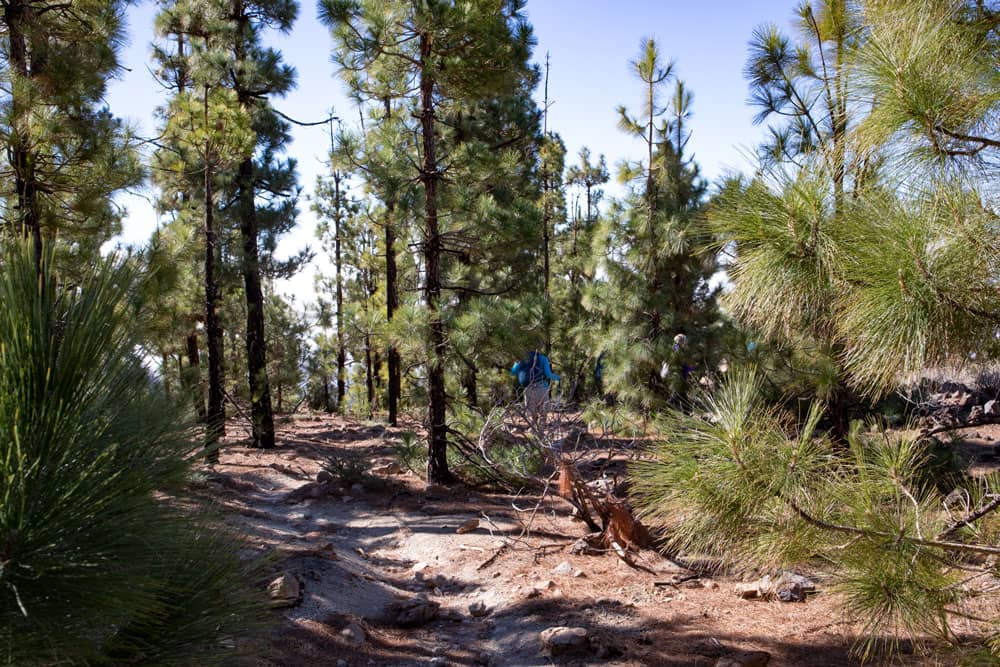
[104,0,801,303]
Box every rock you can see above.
[267,574,301,607]
[551,561,575,576]
[389,597,440,627]
[569,538,596,556]
[573,570,587,578]
[734,582,760,599]
[412,561,430,574]
[336,660,347,667]
[468,601,491,617]
[715,651,771,667]
[310,482,333,499]
[970,405,985,421]
[430,658,448,667]
[456,518,480,534]
[987,400,1000,416]
[317,470,333,483]
[340,622,365,646]
[701,578,720,589]
[350,483,365,495]
[540,626,588,655]
[776,572,816,598]
[372,462,403,475]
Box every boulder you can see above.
[389,596,440,627]
[540,626,588,655]
[267,573,301,607]
[340,622,365,646]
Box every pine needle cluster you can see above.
[0,243,263,665]
[631,368,1000,659]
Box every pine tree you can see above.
[0,0,142,272]
[322,0,538,482]
[590,42,721,411]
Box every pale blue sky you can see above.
[105,0,801,299]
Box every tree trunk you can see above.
[333,170,347,411]
[420,32,452,484]
[365,333,374,419]
[186,331,207,420]
[385,199,401,427]
[203,107,226,459]
[237,156,276,449]
[5,0,42,272]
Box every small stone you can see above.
[540,626,588,656]
[350,483,365,495]
[540,579,557,589]
[468,601,491,617]
[716,650,771,667]
[430,658,447,667]
[317,470,333,483]
[372,462,403,475]
[551,561,574,576]
[310,482,333,499]
[389,597,440,627]
[456,518,480,534]
[336,660,347,667]
[573,570,586,578]
[734,582,760,599]
[267,573,301,607]
[340,622,365,646]
[412,561,430,575]
[986,399,1000,416]
[971,405,986,421]
[701,579,719,589]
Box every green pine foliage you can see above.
[630,369,998,659]
[0,243,262,665]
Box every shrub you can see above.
[0,244,262,665]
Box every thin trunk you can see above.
[365,333,374,420]
[420,32,452,484]
[542,52,551,308]
[5,0,42,272]
[204,88,225,459]
[238,155,276,449]
[384,118,401,426]
[334,170,347,411]
[646,73,656,254]
[186,331,207,420]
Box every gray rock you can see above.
[267,573,301,607]
[389,597,440,627]
[551,560,574,576]
[340,622,365,646]
[468,601,491,617]
[540,626,588,655]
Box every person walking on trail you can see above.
[511,343,560,427]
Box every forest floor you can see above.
[191,410,1000,667]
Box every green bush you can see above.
[0,244,262,665]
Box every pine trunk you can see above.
[334,171,347,411]
[237,156,276,449]
[385,200,401,427]
[186,332,207,420]
[5,0,42,271]
[203,131,225,459]
[420,32,452,484]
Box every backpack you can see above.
[523,351,547,386]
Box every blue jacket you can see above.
[511,351,560,387]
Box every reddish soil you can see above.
[196,413,992,666]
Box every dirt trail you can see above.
[199,414,944,666]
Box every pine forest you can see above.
[8,0,1000,664]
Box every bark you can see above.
[186,332,207,420]
[420,31,452,484]
[203,109,226,458]
[5,0,43,272]
[333,170,347,411]
[365,333,374,419]
[385,198,401,426]
[237,156,276,449]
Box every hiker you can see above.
[511,343,560,427]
